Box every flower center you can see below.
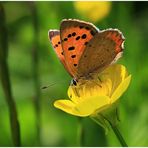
[69,76,112,101]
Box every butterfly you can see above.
[48,19,124,85]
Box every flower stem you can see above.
[77,117,84,146]
[91,116,128,147]
[108,120,128,147]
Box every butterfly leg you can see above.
[88,73,102,88]
[73,87,80,97]
[93,81,102,88]
[98,76,102,83]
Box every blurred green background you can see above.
[0,1,148,147]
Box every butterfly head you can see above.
[70,77,92,87]
[70,78,78,86]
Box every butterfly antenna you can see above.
[41,80,69,90]
[41,83,56,90]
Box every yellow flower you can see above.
[54,64,131,117]
[74,1,112,23]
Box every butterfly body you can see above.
[48,19,124,85]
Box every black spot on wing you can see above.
[81,34,87,39]
[90,30,96,36]
[68,34,71,38]
[71,55,76,58]
[64,38,68,41]
[85,27,90,30]
[76,36,80,40]
[84,42,88,45]
[72,32,76,36]
[68,46,75,51]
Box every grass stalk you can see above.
[0,3,21,146]
[29,2,41,145]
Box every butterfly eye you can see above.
[72,79,77,86]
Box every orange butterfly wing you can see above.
[60,19,98,79]
[48,30,73,77]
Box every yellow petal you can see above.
[54,96,110,117]
[100,64,128,95]
[76,96,110,116]
[54,99,86,116]
[111,75,131,103]
[54,100,75,112]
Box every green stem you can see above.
[0,3,21,146]
[91,116,128,147]
[29,2,41,145]
[77,117,84,146]
[108,120,128,147]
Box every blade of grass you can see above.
[0,3,21,146]
[29,2,41,145]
